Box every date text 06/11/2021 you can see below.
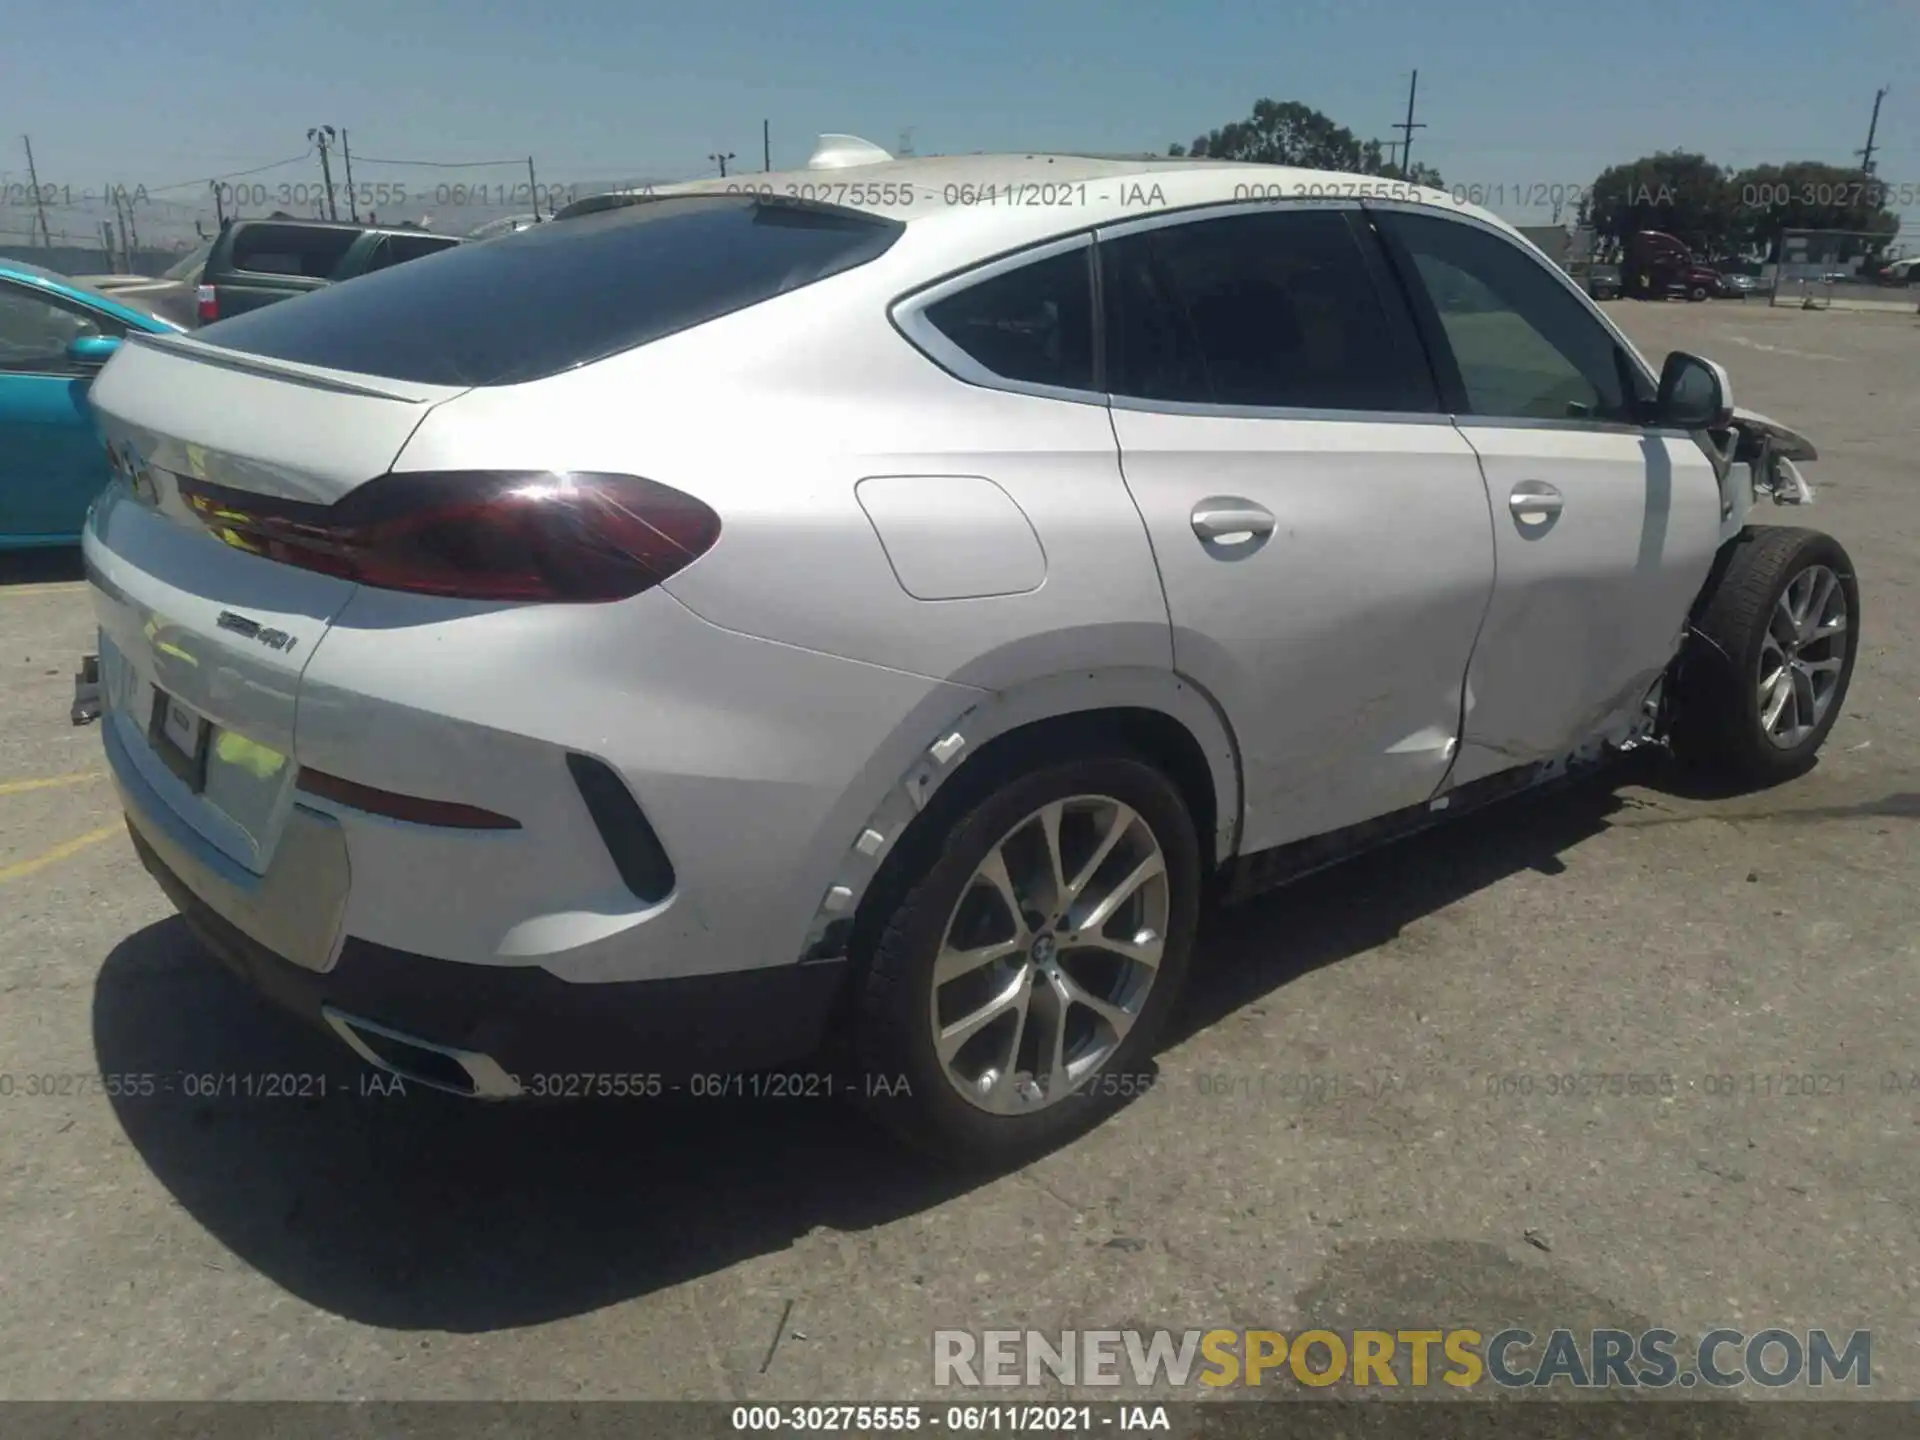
[731,1404,1171,1432]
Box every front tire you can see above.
[852,752,1200,1167]
[1671,527,1859,785]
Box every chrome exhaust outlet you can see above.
[322,1006,522,1099]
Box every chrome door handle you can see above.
[1508,483,1564,522]
[1191,501,1276,544]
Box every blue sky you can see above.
[2,0,1913,246]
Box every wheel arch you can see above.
[795,667,1243,967]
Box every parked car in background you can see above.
[194,219,462,324]
[0,258,183,549]
[81,151,1860,1163]
[67,243,212,330]
[1680,265,1723,302]
[1584,263,1622,299]
[1717,271,1760,299]
[465,214,543,240]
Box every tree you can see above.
[1728,160,1900,261]
[1583,151,1739,259]
[1169,99,1444,187]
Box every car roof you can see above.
[0,258,181,331]
[225,218,461,239]
[573,151,1512,253]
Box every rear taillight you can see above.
[195,284,218,324]
[177,471,721,602]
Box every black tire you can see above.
[1689,285,1709,302]
[851,750,1200,1167]
[1671,526,1860,785]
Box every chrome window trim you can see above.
[1357,198,1663,402]
[1093,195,1361,245]
[890,232,1106,408]
[1107,394,1454,425]
[889,194,1672,436]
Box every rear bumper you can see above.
[122,807,851,1096]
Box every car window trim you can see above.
[1360,199,1667,435]
[0,276,120,377]
[890,232,1106,408]
[891,197,1462,424]
[1095,197,1450,423]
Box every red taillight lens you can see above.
[177,471,722,602]
[195,284,218,324]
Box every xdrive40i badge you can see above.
[215,611,299,654]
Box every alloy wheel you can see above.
[928,795,1169,1114]
[1757,563,1849,749]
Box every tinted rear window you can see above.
[195,197,905,387]
[228,224,359,278]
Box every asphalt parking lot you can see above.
[1,297,1915,1407]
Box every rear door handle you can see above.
[1508,482,1564,523]
[1191,500,1276,544]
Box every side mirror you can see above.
[1656,350,1733,430]
[67,335,122,370]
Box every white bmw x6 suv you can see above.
[81,151,1858,1164]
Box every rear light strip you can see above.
[196,284,218,324]
[176,470,720,604]
[296,768,521,830]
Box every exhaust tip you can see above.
[322,1007,521,1098]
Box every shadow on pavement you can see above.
[91,748,1885,1336]
[93,917,976,1333]
[0,547,85,587]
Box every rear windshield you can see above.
[228,224,360,278]
[194,196,906,387]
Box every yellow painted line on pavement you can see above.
[0,823,123,884]
[0,771,105,797]
[0,582,88,598]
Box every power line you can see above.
[144,151,315,194]
[348,154,531,168]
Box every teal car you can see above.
[0,259,184,550]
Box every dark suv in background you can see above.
[194,218,461,325]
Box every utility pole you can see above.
[100,221,116,272]
[211,178,226,227]
[1392,71,1427,178]
[308,126,339,220]
[710,150,735,178]
[898,128,916,157]
[1858,85,1891,175]
[120,186,140,254]
[340,128,360,221]
[21,135,53,247]
[763,120,771,172]
[527,156,543,220]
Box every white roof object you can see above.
[807,134,896,169]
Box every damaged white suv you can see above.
[82,148,1856,1165]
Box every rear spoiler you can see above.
[123,331,460,405]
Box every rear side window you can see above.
[228,224,358,279]
[1100,209,1437,413]
[920,248,1095,392]
[197,197,904,387]
[384,233,460,264]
